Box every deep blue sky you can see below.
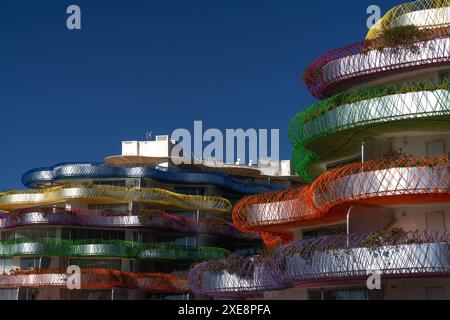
[0,0,401,190]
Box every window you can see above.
[87,203,129,214]
[0,258,12,272]
[303,225,347,240]
[1,228,57,240]
[155,235,198,248]
[62,228,125,241]
[92,180,126,187]
[69,259,122,270]
[308,288,381,300]
[20,257,51,270]
[0,289,19,300]
[173,236,197,248]
[20,257,40,270]
[174,187,205,196]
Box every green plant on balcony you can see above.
[406,230,425,245]
[363,25,428,54]
[360,228,408,251]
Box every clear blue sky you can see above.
[0,0,401,190]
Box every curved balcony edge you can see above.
[289,86,450,182]
[21,162,284,195]
[0,184,232,213]
[233,156,450,239]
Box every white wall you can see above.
[392,134,450,157]
[122,136,172,158]
[392,204,450,232]
[385,278,450,300]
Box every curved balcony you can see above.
[233,187,316,234]
[0,268,187,292]
[232,156,450,245]
[189,231,450,298]
[0,238,230,261]
[310,156,450,212]
[189,257,282,298]
[21,162,283,194]
[0,184,232,213]
[366,0,450,40]
[304,34,450,99]
[289,84,450,182]
[272,231,450,285]
[0,209,251,239]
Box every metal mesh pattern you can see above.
[188,257,281,298]
[272,231,450,285]
[310,155,450,212]
[366,0,450,40]
[289,85,450,182]
[0,268,187,292]
[0,238,229,261]
[0,209,251,239]
[188,231,450,297]
[304,33,450,99]
[21,162,283,194]
[0,184,232,213]
[232,155,450,246]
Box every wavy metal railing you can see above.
[21,162,283,194]
[189,231,450,298]
[189,256,281,298]
[272,231,450,285]
[0,184,232,213]
[0,208,250,239]
[309,155,450,212]
[366,0,450,40]
[233,155,450,246]
[303,33,450,99]
[0,238,230,261]
[289,84,450,182]
[0,268,187,292]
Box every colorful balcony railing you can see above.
[0,238,230,261]
[233,155,450,246]
[0,184,232,213]
[0,268,187,292]
[366,0,450,40]
[21,162,283,194]
[303,30,450,99]
[0,208,250,239]
[189,256,282,298]
[188,231,450,298]
[309,155,450,212]
[289,83,450,182]
[272,231,450,285]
